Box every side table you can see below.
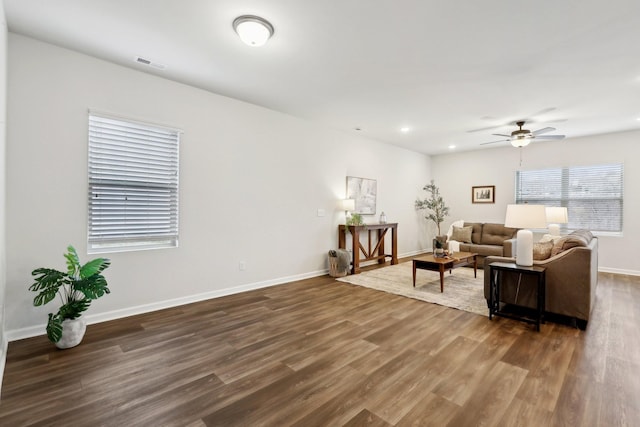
[488,262,546,331]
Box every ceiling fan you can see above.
[481,121,565,147]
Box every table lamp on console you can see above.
[504,204,548,267]
[341,199,355,221]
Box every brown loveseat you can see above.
[447,222,518,267]
[483,230,598,329]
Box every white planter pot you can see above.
[56,317,87,349]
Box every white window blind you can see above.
[88,113,180,253]
[515,163,623,233]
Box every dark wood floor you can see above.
[1,261,639,426]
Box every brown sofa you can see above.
[483,230,598,329]
[447,222,518,267]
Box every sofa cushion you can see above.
[451,225,473,243]
[533,240,554,260]
[464,222,483,244]
[480,223,518,245]
[459,243,504,257]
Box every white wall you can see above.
[0,1,8,388]
[431,133,640,275]
[5,33,431,338]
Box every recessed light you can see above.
[448,145,456,150]
[400,127,410,133]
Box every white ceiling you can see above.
[5,0,640,154]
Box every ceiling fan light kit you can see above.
[482,120,565,147]
[511,137,531,148]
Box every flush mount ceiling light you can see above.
[233,15,274,47]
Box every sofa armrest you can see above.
[483,238,598,325]
[446,239,461,252]
[503,238,516,257]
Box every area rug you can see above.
[336,262,488,317]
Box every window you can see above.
[515,163,623,233]
[88,113,180,253]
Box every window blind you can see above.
[88,114,180,252]
[515,163,623,233]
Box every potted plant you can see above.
[346,212,364,227]
[28,245,111,349]
[415,180,450,245]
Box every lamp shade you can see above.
[341,199,355,211]
[504,204,547,229]
[545,207,568,224]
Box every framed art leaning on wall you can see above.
[346,176,377,214]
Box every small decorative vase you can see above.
[56,317,87,349]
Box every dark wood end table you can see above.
[488,262,546,331]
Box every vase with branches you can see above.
[415,180,450,239]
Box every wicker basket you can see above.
[328,256,348,277]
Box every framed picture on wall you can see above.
[472,185,495,203]
[346,176,377,214]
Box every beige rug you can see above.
[337,262,488,317]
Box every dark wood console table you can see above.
[338,223,398,274]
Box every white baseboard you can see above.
[598,267,640,276]
[6,268,330,342]
[5,250,437,342]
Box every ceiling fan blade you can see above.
[535,134,565,140]
[467,124,506,133]
[529,107,557,117]
[532,127,556,135]
[491,133,511,138]
[480,139,509,146]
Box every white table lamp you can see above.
[505,204,548,267]
[545,206,568,236]
[342,199,355,220]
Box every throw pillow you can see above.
[451,225,473,243]
[551,235,589,256]
[533,240,553,260]
[538,233,560,244]
[570,229,594,243]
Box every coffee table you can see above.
[412,252,478,292]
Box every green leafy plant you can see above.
[415,180,450,236]
[29,245,111,343]
[346,212,364,226]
